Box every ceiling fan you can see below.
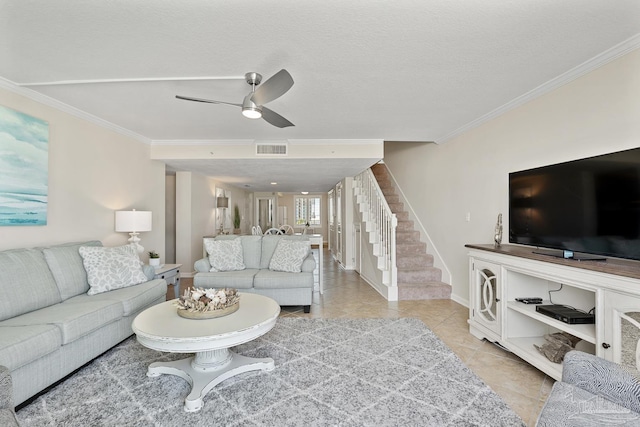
[176,69,295,128]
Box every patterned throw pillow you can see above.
[79,245,149,295]
[205,238,245,272]
[269,239,311,273]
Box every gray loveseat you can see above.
[537,351,640,425]
[194,235,315,313]
[0,241,167,406]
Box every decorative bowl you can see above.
[174,287,240,320]
[177,301,239,319]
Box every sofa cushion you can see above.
[64,279,166,316]
[205,238,245,272]
[42,240,102,300]
[0,325,61,370]
[2,300,123,345]
[0,248,61,322]
[79,245,149,295]
[254,270,314,290]
[194,269,259,289]
[269,239,311,273]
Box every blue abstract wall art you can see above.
[0,105,49,226]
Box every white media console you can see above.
[467,244,640,381]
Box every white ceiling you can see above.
[1,1,639,191]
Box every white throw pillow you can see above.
[79,245,148,295]
[269,239,310,273]
[205,238,245,272]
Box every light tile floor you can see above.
[175,247,551,426]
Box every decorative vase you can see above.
[494,213,503,246]
[149,258,160,267]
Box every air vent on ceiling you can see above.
[256,141,288,156]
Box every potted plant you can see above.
[148,251,160,267]
[233,205,241,234]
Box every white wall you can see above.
[165,175,176,263]
[384,48,640,306]
[174,171,253,275]
[0,87,165,256]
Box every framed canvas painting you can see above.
[0,105,49,226]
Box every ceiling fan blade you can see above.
[261,107,294,128]
[175,95,241,107]
[250,69,294,106]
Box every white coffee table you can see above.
[132,293,280,412]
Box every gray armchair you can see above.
[537,351,640,426]
[0,366,19,426]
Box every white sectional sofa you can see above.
[194,235,315,313]
[0,241,167,406]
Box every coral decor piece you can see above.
[175,287,240,319]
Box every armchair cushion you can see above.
[562,351,640,414]
[537,351,640,425]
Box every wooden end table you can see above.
[153,263,181,298]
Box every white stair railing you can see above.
[353,168,397,287]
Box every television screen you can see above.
[509,147,640,260]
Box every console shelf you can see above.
[467,244,640,381]
[506,301,596,344]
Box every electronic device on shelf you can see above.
[535,304,595,325]
[515,297,543,304]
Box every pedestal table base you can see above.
[147,348,274,412]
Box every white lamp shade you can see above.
[115,210,152,232]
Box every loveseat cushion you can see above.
[260,235,310,269]
[254,270,314,290]
[2,299,123,345]
[194,269,259,289]
[210,235,262,269]
[269,239,311,273]
[64,279,166,316]
[204,238,245,271]
[42,240,102,300]
[0,325,61,370]
[0,248,61,322]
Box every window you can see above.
[294,196,321,226]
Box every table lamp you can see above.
[115,209,152,253]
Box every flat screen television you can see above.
[509,147,640,261]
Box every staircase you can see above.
[370,163,451,300]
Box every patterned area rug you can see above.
[16,318,523,426]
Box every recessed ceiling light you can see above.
[301,191,309,195]
[271,182,277,185]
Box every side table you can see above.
[153,263,182,298]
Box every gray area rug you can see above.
[16,318,523,426]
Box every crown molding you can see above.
[0,76,151,144]
[435,33,640,144]
[151,138,383,146]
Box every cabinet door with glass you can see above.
[602,290,640,368]
[469,259,502,339]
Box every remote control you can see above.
[515,297,543,304]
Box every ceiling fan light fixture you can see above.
[242,95,262,119]
[242,107,262,119]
